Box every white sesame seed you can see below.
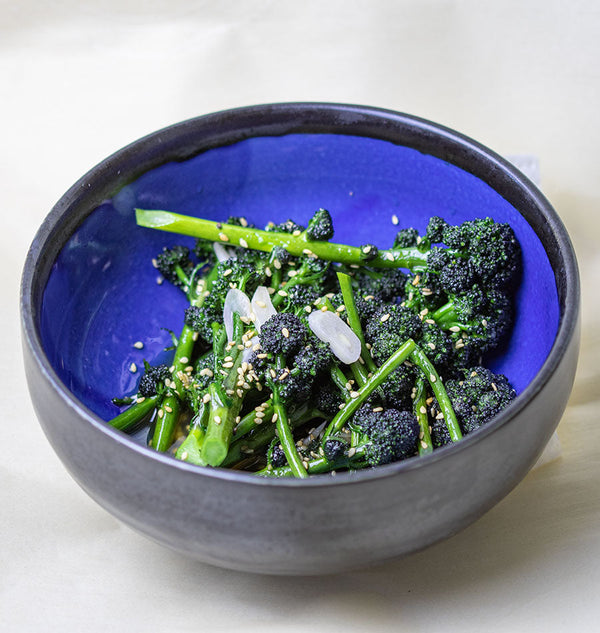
[218,232,229,242]
[239,238,249,248]
[129,362,137,373]
[157,409,164,419]
[273,259,282,270]
[278,290,288,297]
[240,217,248,227]
[347,447,356,458]
[350,390,360,398]
[372,406,384,412]
[222,361,234,369]
[436,412,444,419]
[282,327,290,338]
[214,415,222,424]
[136,396,145,403]
[164,405,173,413]
[420,405,427,414]
[336,305,345,312]
[391,214,399,225]
[292,229,302,237]
[449,326,461,333]
[202,393,211,403]
[380,313,390,323]
[430,374,437,383]
[421,440,428,449]
[180,451,188,460]
[133,341,144,349]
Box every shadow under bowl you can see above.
[21,103,580,574]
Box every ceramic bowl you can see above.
[21,103,580,574]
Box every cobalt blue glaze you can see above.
[41,133,558,421]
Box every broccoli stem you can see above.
[430,301,461,329]
[201,382,243,466]
[337,272,378,373]
[151,323,198,452]
[233,399,274,438]
[257,445,369,477]
[270,384,308,478]
[223,404,326,468]
[410,347,462,442]
[109,394,159,432]
[323,338,417,439]
[413,377,433,455]
[135,209,429,269]
[176,405,209,465]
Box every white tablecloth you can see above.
[3,2,599,631]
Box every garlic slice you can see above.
[251,286,277,333]
[223,288,252,341]
[213,241,235,262]
[308,310,361,364]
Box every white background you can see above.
[2,2,599,631]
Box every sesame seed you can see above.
[222,361,234,369]
[202,393,211,403]
[417,236,422,245]
[219,369,229,377]
[491,382,498,391]
[482,319,488,327]
[169,365,175,373]
[185,366,194,373]
[136,396,145,403]
[278,290,288,297]
[272,413,279,422]
[362,245,372,254]
[449,326,461,333]
[372,406,384,412]
[350,390,360,398]
[380,313,390,323]
[265,267,272,277]
[385,252,394,261]
[455,341,465,349]
[304,305,312,313]
[224,355,233,362]
[214,415,222,424]
[336,305,345,312]
[256,411,265,418]
[151,258,159,268]
[339,403,345,410]
[156,276,164,285]
[347,447,356,458]
[349,264,360,269]
[391,214,399,225]
[252,343,260,351]
[420,308,429,316]
[180,451,188,460]
[427,342,436,350]
[422,288,433,296]
[164,405,173,413]
[133,341,144,349]
[273,259,282,270]
[419,405,427,414]
[287,270,297,277]
[292,229,302,237]
[320,306,328,312]
[223,268,233,277]
[421,440,428,449]
[430,374,437,383]
[157,409,164,419]
[239,238,249,248]
[200,368,214,377]
[240,217,248,227]
[180,357,189,364]
[425,318,435,325]
[218,232,229,242]
[436,412,444,419]
[268,287,275,295]
[129,362,137,373]
[303,248,314,256]
[282,327,290,338]
[412,275,421,286]
[236,389,244,398]
[471,371,478,377]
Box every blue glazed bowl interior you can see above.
[41,133,559,425]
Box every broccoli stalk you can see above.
[135,209,429,269]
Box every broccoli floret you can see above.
[351,268,408,303]
[313,382,345,417]
[306,208,335,241]
[137,363,171,397]
[323,437,348,461]
[259,313,307,357]
[380,364,417,411]
[351,405,420,465]
[425,216,448,243]
[365,304,423,364]
[155,245,194,287]
[267,218,306,234]
[393,227,420,248]
[267,440,287,468]
[444,366,516,434]
[294,339,334,378]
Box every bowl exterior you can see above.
[21,103,580,574]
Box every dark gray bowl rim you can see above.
[20,101,580,488]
